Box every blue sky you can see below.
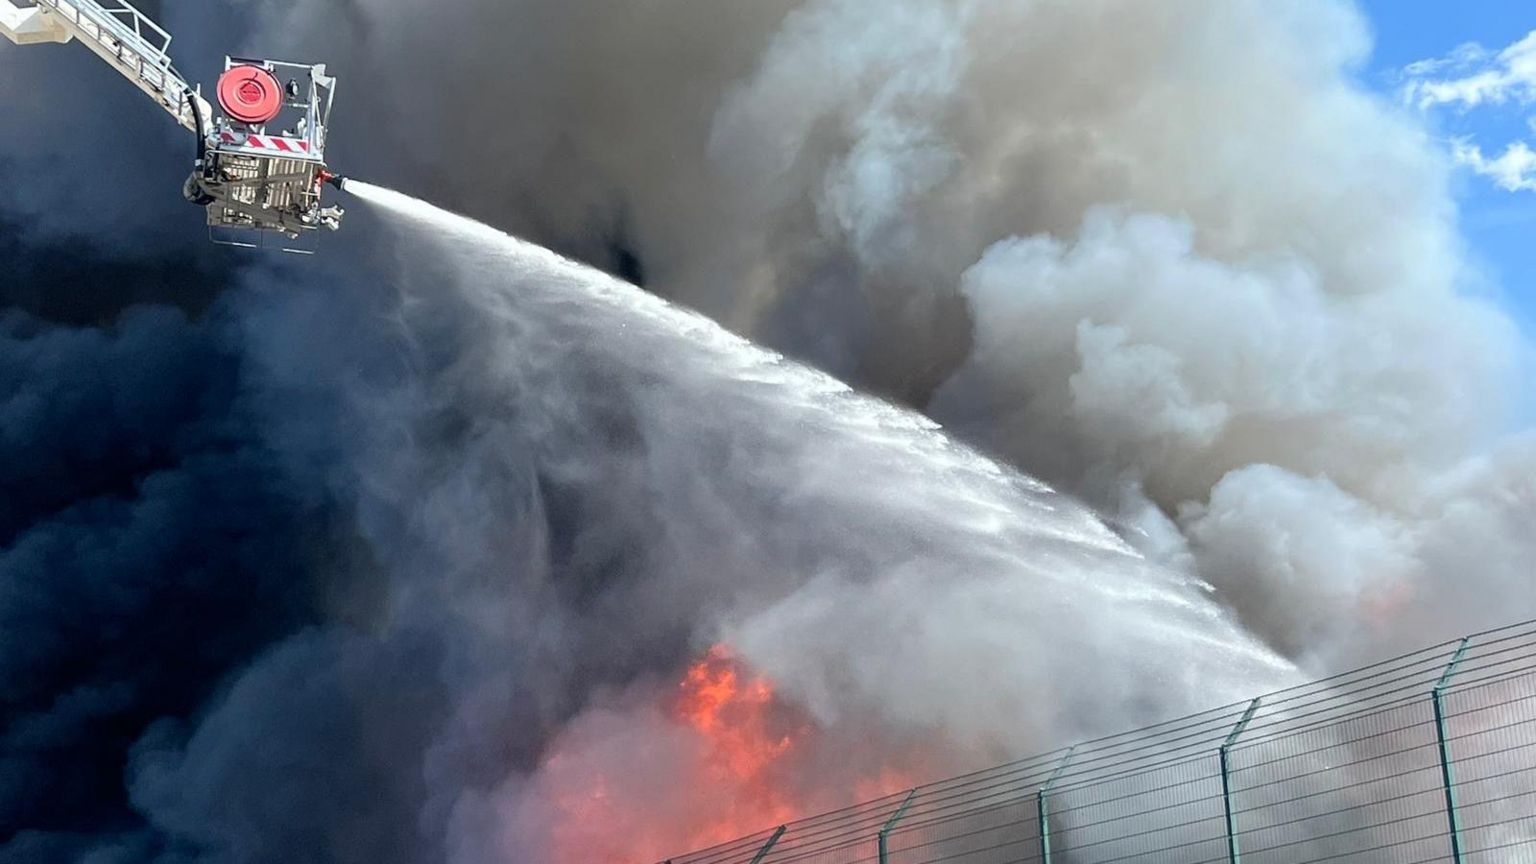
[1356,1,1536,330]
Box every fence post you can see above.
[1433,637,1471,864]
[877,790,916,864]
[1220,697,1262,864]
[1037,746,1076,864]
[747,825,786,864]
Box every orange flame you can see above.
[539,645,920,864]
[673,644,798,784]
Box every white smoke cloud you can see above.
[942,204,1528,665]
[1180,465,1419,662]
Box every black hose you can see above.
[185,89,207,170]
[182,89,216,206]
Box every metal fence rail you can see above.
[657,620,1536,864]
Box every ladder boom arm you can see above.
[1,0,211,135]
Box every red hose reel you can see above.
[216,64,285,125]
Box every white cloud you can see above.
[1406,31,1536,194]
[1401,43,1488,79]
[1453,139,1536,192]
[1404,30,1536,110]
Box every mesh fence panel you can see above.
[1443,665,1536,864]
[885,786,1039,864]
[654,621,1536,864]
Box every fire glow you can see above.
[535,645,916,864]
[674,645,800,788]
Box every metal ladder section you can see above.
[9,0,208,132]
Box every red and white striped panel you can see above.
[218,130,313,155]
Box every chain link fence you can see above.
[659,620,1536,864]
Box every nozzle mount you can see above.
[316,169,348,192]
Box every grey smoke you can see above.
[209,184,1290,863]
[343,0,1536,642]
[2,0,1534,861]
[235,0,1536,665]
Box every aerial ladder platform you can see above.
[1,0,349,251]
